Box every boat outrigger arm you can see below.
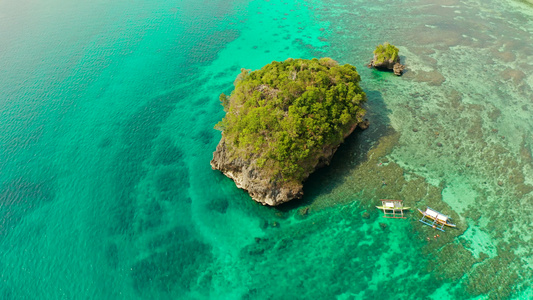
[418,206,456,232]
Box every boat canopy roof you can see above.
[381,199,403,208]
[425,208,448,222]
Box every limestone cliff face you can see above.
[210,139,303,206]
[210,121,366,206]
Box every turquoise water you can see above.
[1,0,533,298]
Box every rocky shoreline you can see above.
[211,120,368,206]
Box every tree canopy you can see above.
[216,58,366,182]
[373,42,399,64]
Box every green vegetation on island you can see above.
[216,58,366,182]
[372,42,400,65]
[371,42,404,75]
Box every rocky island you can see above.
[211,58,367,206]
[369,42,405,76]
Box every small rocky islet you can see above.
[211,47,401,206]
[211,57,368,205]
[369,42,405,76]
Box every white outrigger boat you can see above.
[418,206,456,232]
[376,199,410,219]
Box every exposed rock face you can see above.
[371,53,399,70]
[211,139,303,206]
[211,121,366,206]
[393,63,405,76]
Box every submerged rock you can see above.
[297,207,310,217]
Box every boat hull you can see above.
[417,208,456,227]
[376,206,410,210]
